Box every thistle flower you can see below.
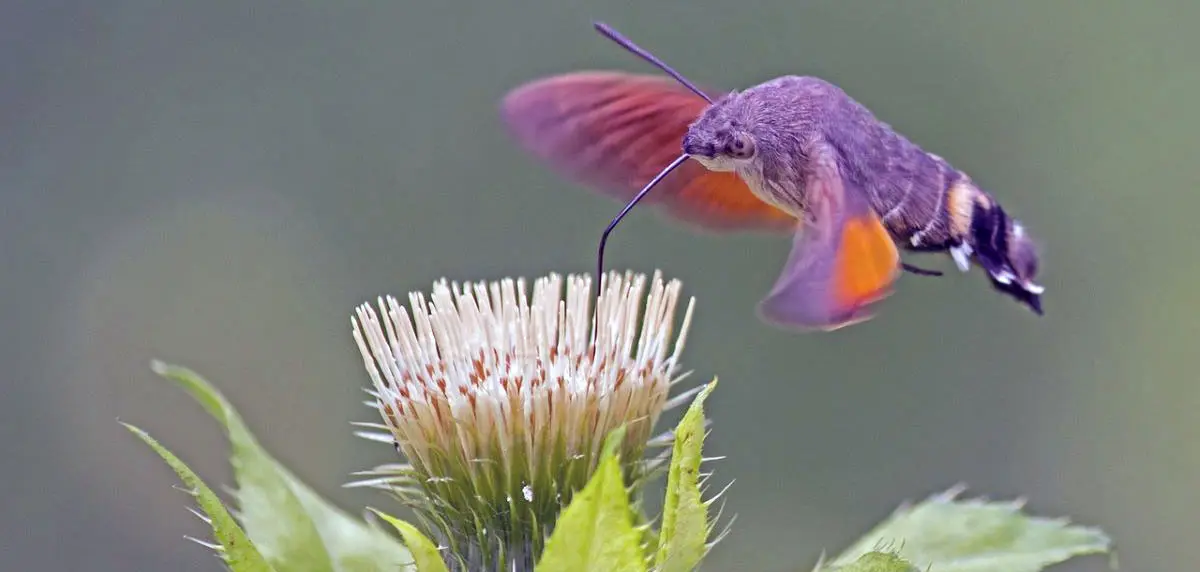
[350,271,695,570]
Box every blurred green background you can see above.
[3,1,1195,570]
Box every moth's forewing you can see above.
[501,71,794,231]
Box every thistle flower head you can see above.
[351,271,694,569]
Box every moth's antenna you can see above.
[594,22,713,104]
[597,154,690,292]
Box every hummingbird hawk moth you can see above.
[501,22,1045,331]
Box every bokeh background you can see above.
[3,1,1196,570]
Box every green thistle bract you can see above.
[351,271,694,570]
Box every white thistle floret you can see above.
[351,271,693,549]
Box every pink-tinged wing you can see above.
[500,71,796,232]
[758,151,902,331]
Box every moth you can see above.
[501,22,1044,331]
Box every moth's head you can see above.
[682,94,759,172]
[969,204,1045,315]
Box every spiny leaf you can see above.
[830,551,920,572]
[123,423,274,572]
[536,431,647,572]
[369,510,449,572]
[152,360,412,572]
[655,378,717,572]
[828,486,1114,572]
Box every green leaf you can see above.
[828,486,1113,572]
[655,378,717,572]
[369,510,449,572]
[536,432,647,572]
[830,551,920,572]
[123,423,274,572]
[601,424,628,460]
[151,360,413,572]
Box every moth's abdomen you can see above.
[823,91,988,251]
[861,148,951,248]
[879,153,993,252]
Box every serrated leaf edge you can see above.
[123,423,275,572]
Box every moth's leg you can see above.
[901,263,943,277]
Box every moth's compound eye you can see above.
[729,133,755,159]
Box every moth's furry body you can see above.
[683,76,1043,312]
[690,77,968,252]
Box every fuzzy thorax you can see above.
[351,271,694,569]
